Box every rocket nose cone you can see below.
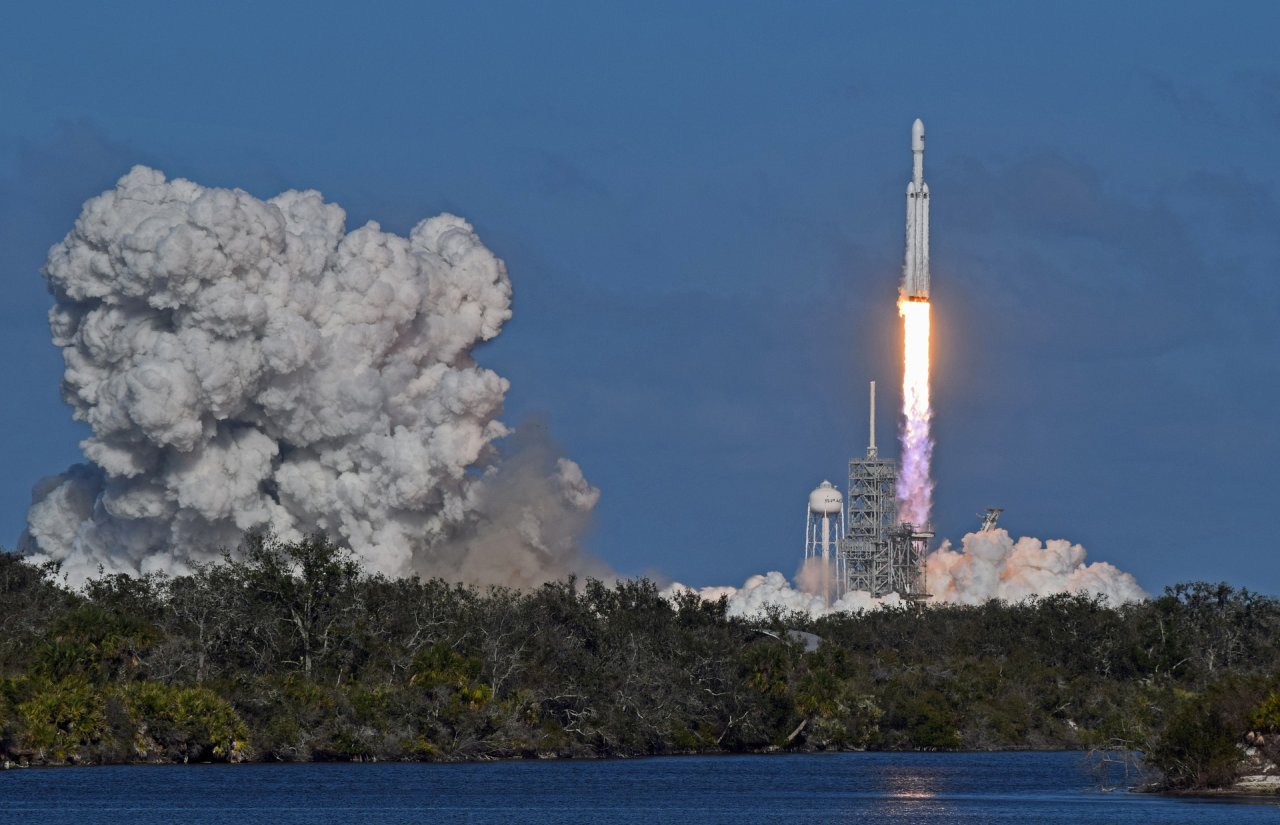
[912,119,925,151]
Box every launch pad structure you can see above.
[838,381,930,600]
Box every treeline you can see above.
[1,535,1278,791]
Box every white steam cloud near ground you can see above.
[21,167,603,588]
[666,529,1147,617]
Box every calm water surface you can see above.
[2,752,1278,824]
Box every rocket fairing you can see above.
[903,118,930,302]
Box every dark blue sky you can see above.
[2,1,1278,593]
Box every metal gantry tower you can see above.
[842,381,901,596]
[888,523,931,602]
[844,451,899,595]
[979,507,1003,532]
[839,381,931,600]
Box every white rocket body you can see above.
[903,118,930,301]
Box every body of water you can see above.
[2,752,1278,823]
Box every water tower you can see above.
[805,480,846,605]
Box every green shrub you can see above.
[1250,690,1280,733]
[1145,694,1241,789]
[123,682,250,762]
[17,678,108,762]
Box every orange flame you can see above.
[898,295,933,527]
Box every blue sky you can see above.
[2,1,1278,593]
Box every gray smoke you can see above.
[21,166,600,587]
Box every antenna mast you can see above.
[867,381,878,458]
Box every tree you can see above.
[223,534,361,679]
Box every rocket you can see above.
[903,118,930,301]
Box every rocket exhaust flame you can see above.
[898,295,933,527]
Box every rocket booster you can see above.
[903,118,930,301]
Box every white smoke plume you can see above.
[21,166,600,588]
[666,528,1145,618]
[925,529,1146,606]
[665,571,902,619]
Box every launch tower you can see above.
[840,382,928,598]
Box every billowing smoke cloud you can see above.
[666,571,902,619]
[666,528,1145,617]
[925,529,1146,605]
[431,425,607,588]
[21,166,600,587]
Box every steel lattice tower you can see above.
[843,452,899,596]
[887,523,931,601]
[839,382,931,600]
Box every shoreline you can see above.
[0,745,1126,770]
[1139,776,1280,800]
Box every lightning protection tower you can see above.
[805,481,845,606]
